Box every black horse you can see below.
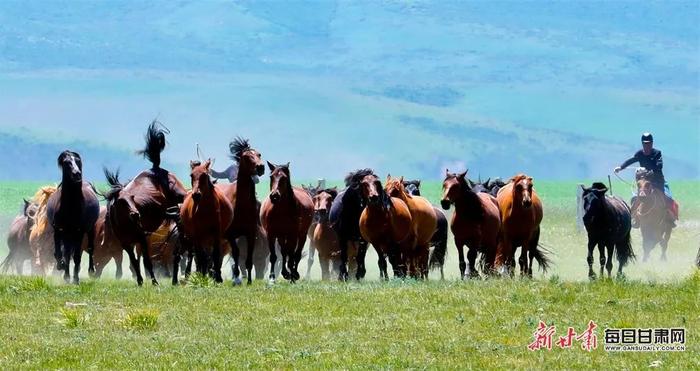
[402,179,449,279]
[581,182,635,279]
[46,151,100,284]
[330,169,373,281]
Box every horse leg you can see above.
[456,239,466,279]
[227,232,242,285]
[660,229,670,261]
[320,256,330,281]
[115,252,123,280]
[292,236,306,282]
[87,227,96,277]
[212,237,223,283]
[598,243,606,278]
[53,230,65,271]
[245,232,256,285]
[171,236,182,286]
[71,236,82,285]
[306,241,316,280]
[467,247,479,279]
[267,236,278,284]
[338,237,349,281]
[586,240,596,280]
[377,251,389,281]
[356,241,368,280]
[518,246,528,278]
[642,236,652,263]
[605,243,614,278]
[138,236,159,286]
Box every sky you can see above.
[0,1,698,181]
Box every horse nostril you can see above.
[256,165,265,175]
[441,200,451,210]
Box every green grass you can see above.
[0,275,697,369]
[0,180,698,368]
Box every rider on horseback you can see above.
[614,132,676,228]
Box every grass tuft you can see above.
[58,308,85,329]
[123,309,159,331]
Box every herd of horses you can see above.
[1,121,686,285]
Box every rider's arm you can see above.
[655,150,663,170]
[619,153,639,170]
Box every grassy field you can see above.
[0,180,698,369]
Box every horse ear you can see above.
[285,162,290,169]
[205,158,212,167]
[190,160,198,170]
[267,161,275,171]
[580,184,587,192]
[458,171,467,179]
[386,174,391,183]
[399,176,404,183]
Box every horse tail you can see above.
[0,249,15,274]
[428,209,448,271]
[136,119,168,169]
[102,167,124,201]
[531,244,552,273]
[615,230,636,267]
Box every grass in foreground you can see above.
[0,274,697,369]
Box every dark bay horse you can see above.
[215,137,266,285]
[47,151,100,284]
[330,169,373,281]
[1,200,38,275]
[180,160,234,282]
[496,174,551,277]
[581,183,635,279]
[403,179,449,279]
[359,173,413,279]
[386,176,437,279]
[260,162,314,283]
[636,178,673,262]
[441,170,501,278]
[104,121,187,285]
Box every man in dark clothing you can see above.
[614,132,675,227]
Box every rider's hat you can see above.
[641,132,653,143]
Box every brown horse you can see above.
[46,150,100,284]
[308,188,343,280]
[216,137,266,285]
[385,176,437,279]
[496,174,550,277]
[180,160,234,282]
[28,186,58,275]
[636,178,673,262]
[104,121,188,286]
[441,170,501,278]
[358,173,414,279]
[260,162,314,283]
[1,200,38,275]
[88,206,124,279]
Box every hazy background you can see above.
[0,1,698,182]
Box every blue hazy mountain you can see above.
[0,1,697,181]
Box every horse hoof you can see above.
[291,271,300,281]
[233,277,242,286]
[151,279,159,286]
[267,277,276,286]
[282,271,291,280]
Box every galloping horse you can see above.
[496,174,550,277]
[260,162,314,283]
[636,178,673,262]
[28,186,58,275]
[104,121,188,285]
[386,176,437,279]
[47,151,100,284]
[581,183,635,279]
[308,187,346,280]
[441,170,501,278]
[216,137,266,285]
[330,169,373,281]
[180,160,233,282]
[1,200,38,274]
[89,207,124,279]
[358,173,413,279]
[403,179,449,279]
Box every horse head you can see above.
[441,169,469,210]
[268,161,291,205]
[511,174,535,209]
[402,179,421,196]
[360,173,389,208]
[313,187,338,222]
[385,175,409,199]
[189,159,213,203]
[581,182,608,225]
[230,137,264,177]
[57,150,83,184]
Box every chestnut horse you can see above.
[89,206,124,279]
[385,176,437,279]
[359,173,413,279]
[441,170,501,278]
[104,121,188,285]
[180,160,233,282]
[216,137,266,285]
[308,187,345,280]
[1,200,38,275]
[496,174,551,277]
[260,162,314,283]
[28,186,58,275]
[47,151,100,284]
[636,178,673,262]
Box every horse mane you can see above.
[229,136,251,162]
[320,187,338,199]
[102,167,125,201]
[344,168,375,187]
[456,176,484,220]
[29,186,58,241]
[136,119,168,169]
